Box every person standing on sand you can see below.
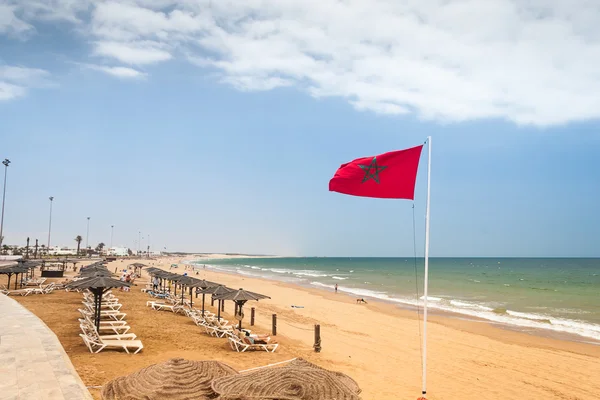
[335,283,338,293]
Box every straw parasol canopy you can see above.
[0,264,29,289]
[78,265,112,276]
[198,285,232,319]
[67,274,130,331]
[212,358,361,400]
[213,288,270,329]
[101,358,238,400]
[175,276,206,306]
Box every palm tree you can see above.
[75,235,83,256]
[95,242,105,253]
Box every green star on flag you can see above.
[358,157,387,184]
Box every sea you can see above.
[189,257,600,343]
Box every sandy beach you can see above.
[5,256,600,400]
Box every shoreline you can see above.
[183,257,600,347]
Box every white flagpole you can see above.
[422,136,432,396]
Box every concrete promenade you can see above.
[0,294,92,400]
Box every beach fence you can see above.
[250,307,321,352]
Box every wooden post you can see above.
[221,300,225,312]
[211,296,215,306]
[314,324,321,353]
[251,307,255,326]
[272,314,277,336]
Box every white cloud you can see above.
[0,66,51,100]
[94,40,172,65]
[3,0,600,126]
[84,63,147,78]
[0,81,25,100]
[0,4,34,37]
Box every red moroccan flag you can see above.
[329,145,423,199]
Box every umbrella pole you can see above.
[218,300,221,321]
[7,274,11,290]
[238,304,242,330]
[95,290,102,332]
[189,287,193,307]
[202,293,205,316]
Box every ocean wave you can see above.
[421,295,442,302]
[332,276,348,280]
[294,272,329,277]
[310,283,600,341]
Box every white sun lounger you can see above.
[79,334,143,354]
[79,324,137,340]
[227,335,278,353]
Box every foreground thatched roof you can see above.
[211,358,361,400]
[101,358,238,400]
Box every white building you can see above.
[108,247,129,256]
[48,246,77,256]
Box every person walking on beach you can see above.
[335,283,338,293]
[152,276,159,291]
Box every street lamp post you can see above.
[0,159,11,248]
[110,225,114,248]
[86,217,90,250]
[138,230,141,256]
[47,197,54,249]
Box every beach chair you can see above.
[79,314,129,328]
[79,318,131,334]
[150,302,184,313]
[88,302,122,311]
[32,283,56,294]
[79,334,143,354]
[6,288,36,296]
[78,308,127,321]
[147,290,167,299]
[79,324,137,340]
[83,301,123,311]
[227,334,278,353]
[24,277,47,286]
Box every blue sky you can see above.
[1,1,600,257]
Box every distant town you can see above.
[0,242,162,258]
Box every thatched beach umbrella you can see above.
[199,285,233,319]
[128,262,146,276]
[101,358,238,400]
[192,279,218,298]
[0,264,28,289]
[170,274,193,296]
[149,270,175,293]
[212,358,362,400]
[78,265,112,276]
[146,268,166,290]
[17,260,42,279]
[11,266,30,289]
[67,274,130,331]
[192,280,222,315]
[213,288,270,329]
[175,276,209,307]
